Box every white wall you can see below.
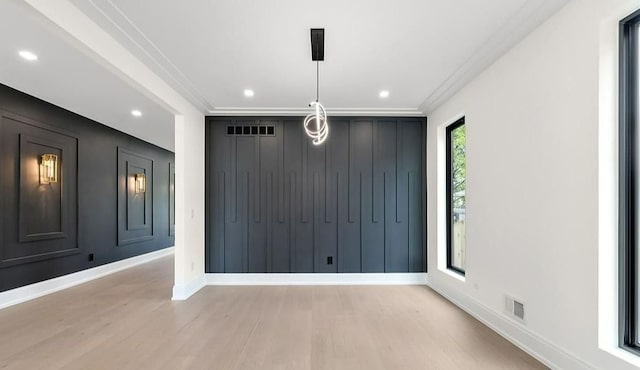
[427,0,640,369]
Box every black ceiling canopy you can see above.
[311,28,324,61]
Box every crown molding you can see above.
[75,0,568,118]
[76,0,213,112]
[418,0,570,114]
[208,107,426,117]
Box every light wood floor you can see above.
[0,256,545,370]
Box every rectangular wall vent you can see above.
[504,294,526,323]
[226,125,275,137]
[513,301,525,320]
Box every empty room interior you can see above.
[0,0,639,369]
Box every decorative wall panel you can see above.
[206,117,426,273]
[1,111,78,266]
[117,148,153,245]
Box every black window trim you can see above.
[620,8,640,354]
[446,116,466,276]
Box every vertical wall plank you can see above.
[348,120,355,223]
[407,171,411,271]
[396,120,402,224]
[359,172,363,272]
[301,134,308,223]
[278,120,285,223]
[244,171,249,273]
[404,120,424,272]
[383,172,387,271]
[313,171,318,272]
[232,134,238,223]
[289,171,296,272]
[254,135,261,223]
[220,171,226,272]
[372,120,378,223]
[324,136,331,223]
[267,172,273,272]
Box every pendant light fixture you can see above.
[304,28,329,145]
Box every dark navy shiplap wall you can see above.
[206,117,426,273]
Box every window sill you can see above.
[601,346,640,368]
[441,268,466,283]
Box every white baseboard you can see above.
[427,280,592,370]
[0,247,175,310]
[206,273,429,286]
[172,274,206,300]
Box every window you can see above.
[446,117,466,274]
[620,9,640,354]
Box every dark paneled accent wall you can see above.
[206,117,426,273]
[0,84,174,292]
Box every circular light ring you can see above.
[304,101,329,145]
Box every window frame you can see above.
[620,8,640,354]
[446,117,466,275]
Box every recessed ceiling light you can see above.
[379,90,390,98]
[131,110,142,117]
[244,89,255,97]
[18,50,38,61]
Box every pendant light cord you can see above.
[316,60,320,102]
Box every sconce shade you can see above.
[40,154,58,184]
[135,173,146,194]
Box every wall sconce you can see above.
[40,154,58,184]
[134,173,146,194]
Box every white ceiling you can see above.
[70,0,569,115]
[0,0,570,152]
[0,0,175,151]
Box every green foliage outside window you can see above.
[451,125,466,210]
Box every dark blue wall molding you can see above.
[117,147,154,245]
[206,117,426,273]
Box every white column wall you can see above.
[172,113,206,299]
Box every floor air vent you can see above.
[504,295,526,323]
